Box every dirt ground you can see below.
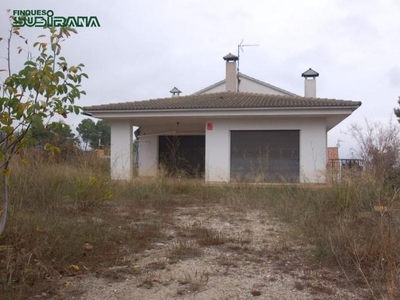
[57,205,368,300]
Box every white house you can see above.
[84,53,361,183]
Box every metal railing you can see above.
[328,159,363,170]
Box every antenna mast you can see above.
[237,39,259,91]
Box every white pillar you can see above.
[205,120,230,182]
[110,120,133,180]
[299,119,327,183]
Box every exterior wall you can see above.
[205,118,327,183]
[200,83,226,94]
[110,120,133,180]
[138,135,158,176]
[238,77,289,95]
[134,118,327,183]
[199,76,291,95]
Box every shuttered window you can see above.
[230,130,300,183]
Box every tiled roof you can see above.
[84,91,361,112]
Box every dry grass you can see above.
[167,239,203,263]
[0,152,399,299]
[0,152,167,299]
[177,222,228,246]
[176,270,209,295]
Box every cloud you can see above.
[389,68,400,89]
[1,0,400,156]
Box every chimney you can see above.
[223,53,238,92]
[301,68,319,98]
[170,87,181,98]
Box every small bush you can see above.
[184,222,227,246]
[167,240,202,263]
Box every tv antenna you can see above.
[237,39,259,74]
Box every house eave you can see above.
[86,106,359,120]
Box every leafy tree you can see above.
[28,121,79,159]
[0,15,87,235]
[77,118,110,150]
[394,96,400,123]
[77,118,97,150]
[96,119,111,149]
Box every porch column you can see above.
[110,120,133,180]
[205,120,230,182]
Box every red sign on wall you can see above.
[207,122,213,130]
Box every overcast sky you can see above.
[1,0,400,157]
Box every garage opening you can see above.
[159,135,205,177]
[230,130,300,183]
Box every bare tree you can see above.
[348,119,400,181]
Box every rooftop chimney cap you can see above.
[223,53,238,62]
[302,68,319,78]
[170,87,182,97]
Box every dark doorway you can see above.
[230,130,300,183]
[159,135,205,177]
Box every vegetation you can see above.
[348,119,400,186]
[77,118,111,150]
[0,19,87,235]
[393,96,400,123]
[28,120,79,160]
[0,147,398,299]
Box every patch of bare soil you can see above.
[57,205,367,299]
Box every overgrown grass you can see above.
[0,152,164,299]
[0,153,399,299]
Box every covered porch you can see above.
[110,116,207,181]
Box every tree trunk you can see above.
[0,173,8,235]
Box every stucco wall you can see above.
[200,83,226,94]
[239,77,289,95]
[138,135,158,176]
[110,120,133,180]
[200,76,290,95]
[205,118,327,183]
